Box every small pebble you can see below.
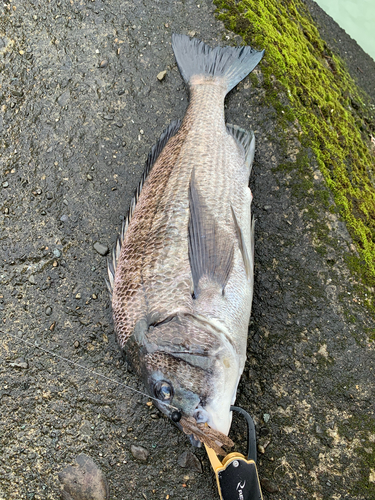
[41,210,46,215]
[28,275,36,284]
[75,293,81,299]
[157,70,167,81]
[53,248,61,258]
[60,214,68,222]
[46,192,53,200]
[57,90,70,106]
[118,89,125,95]
[87,174,93,180]
[99,60,108,68]
[45,306,52,316]
[92,294,97,299]
[131,445,149,462]
[53,260,58,267]
[258,445,265,454]
[177,451,202,473]
[9,358,29,369]
[4,208,9,214]
[94,242,109,256]
[2,181,9,188]
[260,478,279,493]
[263,413,270,423]
[59,454,109,500]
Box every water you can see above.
[314,0,375,61]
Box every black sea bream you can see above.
[107,34,264,449]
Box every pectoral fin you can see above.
[188,174,234,296]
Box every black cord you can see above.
[230,405,257,463]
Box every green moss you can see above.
[214,0,375,295]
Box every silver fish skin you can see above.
[107,35,264,437]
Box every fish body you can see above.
[107,35,264,440]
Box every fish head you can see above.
[137,314,241,437]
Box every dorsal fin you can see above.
[226,124,255,174]
[106,119,181,295]
[188,173,234,297]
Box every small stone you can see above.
[28,275,36,284]
[118,89,125,95]
[59,454,109,500]
[103,114,114,120]
[9,358,29,369]
[57,90,70,106]
[2,181,9,188]
[94,242,109,256]
[53,248,61,258]
[263,413,270,423]
[92,294,97,299]
[19,50,25,55]
[131,445,149,462]
[114,122,123,128]
[45,306,52,316]
[4,208,9,214]
[264,205,271,211]
[49,322,56,331]
[46,192,53,200]
[60,214,68,222]
[258,445,265,454]
[87,174,93,180]
[75,293,81,299]
[315,424,323,434]
[260,478,279,493]
[150,413,159,419]
[41,210,46,215]
[99,60,108,68]
[177,451,202,473]
[157,70,167,81]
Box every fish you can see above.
[107,34,264,452]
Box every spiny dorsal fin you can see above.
[106,119,181,295]
[230,205,252,279]
[188,173,234,297]
[226,124,255,174]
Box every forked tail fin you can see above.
[172,34,264,94]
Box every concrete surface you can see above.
[1,1,374,499]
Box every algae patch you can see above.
[214,0,375,291]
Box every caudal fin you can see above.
[172,34,264,93]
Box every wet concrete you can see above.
[1,1,374,499]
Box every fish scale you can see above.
[108,34,264,439]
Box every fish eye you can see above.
[154,380,174,402]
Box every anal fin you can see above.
[226,124,255,174]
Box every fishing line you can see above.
[2,330,179,411]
